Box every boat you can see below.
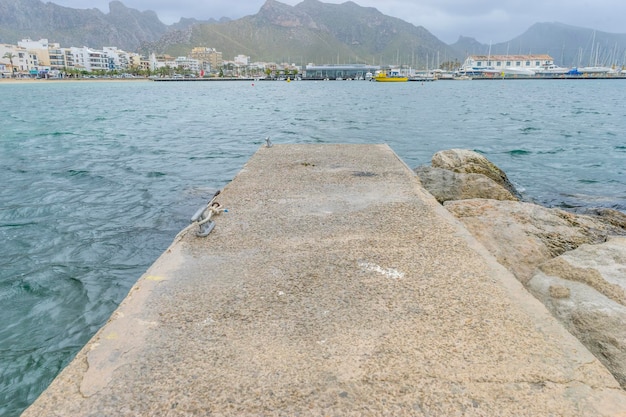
[575,31,619,76]
[456,66,499,77]
[502,67,536,77]
[534,64,570,75]
[578,66,617,75]
[408,70,437,81]
[373,70,408,82]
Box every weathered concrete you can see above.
[22,144,626,416]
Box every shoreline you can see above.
[4,76,626,85]
[0,77,151,84]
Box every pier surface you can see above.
[23,144,626,416]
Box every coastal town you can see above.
[0,38,299,80]
[2,38,626,81]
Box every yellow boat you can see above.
[373,71,408,82]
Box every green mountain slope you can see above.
[142,0,461,67]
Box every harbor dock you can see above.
[22,144,626,416]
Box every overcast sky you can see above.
[49,0,625,44]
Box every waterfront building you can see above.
[70,47,109,72]
[17,38,50,67]
[132,56,152,74]
[459,54,554,76]
[103,47,128,71]
[17,38,49,49]
[17,38,56,76]
[129,54,143,69]
[190,47,223,72]
[234,55,250,66]
[0,44,31,76]
[174,56,200,74]
[63,49,75,70]
[149,53,178,73]
[3,39,153,76]
[303,64,380,80]
[48,45,68,70]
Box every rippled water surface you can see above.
[1,79,625,415]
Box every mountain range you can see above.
[453,23,626,68]
[1,0,625,68]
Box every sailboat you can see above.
[578,31,616,74]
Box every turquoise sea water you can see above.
[1,79,625,415]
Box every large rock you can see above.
[444,199,621,284]
[431,149,520,198]
[527,237,626,388]
[575,207,626,230]
[423,149,626,389]
[414,166,518,203]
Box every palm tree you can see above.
[2,52,16,78]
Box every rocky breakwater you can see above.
[415,149,626,388]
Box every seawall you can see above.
[22,144,626,416]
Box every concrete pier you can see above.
[23,144,626,416]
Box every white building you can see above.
[14,40,68,72]
[190,47,222,72]
[174,56,200,73]
[17,38,52,73]
[460,54,554,76]
[48,44,68,69]
[0,44,31,75]
[148,53,179,74]
[103,47,125,70]
[70,47,109,72]
[234,55,250,66]
[17,38,49,50]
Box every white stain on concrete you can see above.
[358,261,404,279]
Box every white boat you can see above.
[502,67,535,76]
[578,66,617,74]
[577,31,619,75]
[534,64,570,75]
[457,66,499,77]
